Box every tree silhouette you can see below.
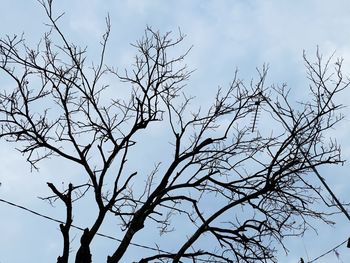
[0,1,348,262]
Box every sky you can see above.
[1,0,350,262]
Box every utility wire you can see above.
[3,197,347,263]
[263,95,350,222]
[262,93,350,262]
[310,166,350,221]
[0,197,227,263]
[307,238,347,262]
[0,197,169,253]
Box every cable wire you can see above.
[307,239,347,263]
[0,197,169,253]
[1,197,349,263]
[0,197,228,262]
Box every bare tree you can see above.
[0,1,348,262]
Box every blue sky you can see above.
[1,0,350,262]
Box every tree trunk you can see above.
[75,228,92,263]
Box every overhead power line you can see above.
[1,195,350,262]
[0,197,169,253]
[307,238,348,262]
[263,94,350,223]
[0,197,227,262]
